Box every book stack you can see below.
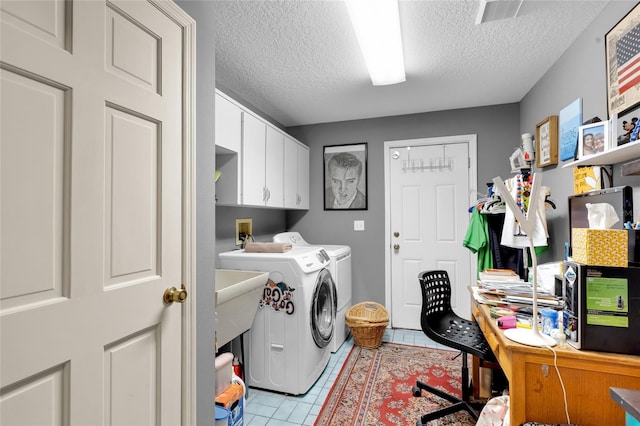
[476,269,562,307]
[479,268,522,283]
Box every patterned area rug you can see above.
[315,343,478,426]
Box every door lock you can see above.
[393,232,400,237]
[164,284,188,304]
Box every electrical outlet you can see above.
[235,218,253,246]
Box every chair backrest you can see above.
[418,270,453,317]
[417,270,455,342]
[418,270,495,359]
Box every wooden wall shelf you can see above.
[621,159,640,176]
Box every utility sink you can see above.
[215,269,268,348]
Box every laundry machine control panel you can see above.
[317,249,330,262]
[296,248,330,274]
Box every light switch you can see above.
[354,220,365,231]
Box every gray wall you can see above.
[286,104,519,305]
[175,1,217,425]
[520,0,639,262]
[215,207,287,259]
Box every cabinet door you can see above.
[297,144,310,209]
[265,126,284,207]
[215,93,241,152]
[283,137,299,208]
[241,112,266,206]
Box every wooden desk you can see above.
[471,298,640,426]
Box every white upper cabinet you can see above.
[265,126,285,207]
[284,139,297,208]
[215,92,242,153]
[241,112,285,207]
[297,144,310,209]
[284,137,310,209]
[215,89,308,209]
[241,112,267,206]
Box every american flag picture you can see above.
[607,3,640,116]
[616,23,640,96]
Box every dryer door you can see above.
[311,268,336,348]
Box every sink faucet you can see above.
[240,233,254,249]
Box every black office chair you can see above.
[412,270,497,425]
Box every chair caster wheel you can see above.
[412,386,422,397]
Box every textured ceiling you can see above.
[213,0,610,127]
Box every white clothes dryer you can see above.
[273,232,352,353]
[219,246,336,395]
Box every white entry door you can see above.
[1,1,194,425]
[386,136,477,329]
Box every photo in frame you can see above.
[323,143,368,210]
[606,3,640,117]
[535,115,558,167]
[578,121,610,159]
[612,102,640,146]
[559,98,583,161]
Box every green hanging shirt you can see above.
[463,208,493,277]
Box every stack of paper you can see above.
[475,268,563,307]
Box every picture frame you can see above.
[612,102,640,147]
[559,98,583,161]
[535,115,558,168]
[605,3,640,118]
[578,121,610,159]
[323,143,368,210]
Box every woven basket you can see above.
[346,302,389,348]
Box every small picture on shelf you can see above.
[578,121,610,159]
[559,98,582,161]
[613,103,640,147]
[535,115,558,168]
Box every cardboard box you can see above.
[571,228,628,267]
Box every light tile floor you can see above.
[242,328,444,426]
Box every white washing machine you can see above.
[273,232,352,353]
[219,246,336,395]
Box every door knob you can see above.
[393,244,400,250]
[393,232,399,237]
[164,284,188,304]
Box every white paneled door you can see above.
[386,136,476,329]
[1,1,194,425]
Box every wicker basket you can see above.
[346,302,389,348]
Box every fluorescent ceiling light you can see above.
[476,0,524,25]
[345,0,406,86]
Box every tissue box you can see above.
[629,230,640,266]
[572,228,628,267]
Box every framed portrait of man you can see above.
[323,143,368,210]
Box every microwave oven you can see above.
[563,261,640,355]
